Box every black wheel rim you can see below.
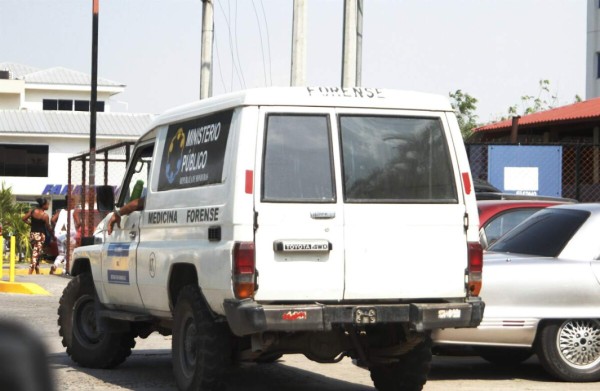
[180,315,198,378]
[557,319,600,369]
[73,294,102,346]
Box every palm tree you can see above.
[0,182,31,262]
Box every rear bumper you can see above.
[223,298,484,336]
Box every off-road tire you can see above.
[536,319,600,382]
[57,272,136,368]
[255,352,283,364]
[476,346,533,366]
[369,337,432,391]
[172,285,232,391]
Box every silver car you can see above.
[433,203,600,382]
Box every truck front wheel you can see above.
[57,272,136,368]
[172,285,231,391]
[369,337,432,391]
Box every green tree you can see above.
[0,182,31,262]
[449,89,479,139]
[506,79,557,117]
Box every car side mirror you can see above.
[96,185,115,212]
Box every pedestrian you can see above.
[22,197,52,274]
[50,198,77,275]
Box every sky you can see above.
[0,0,587,124]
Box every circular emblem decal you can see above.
[149,253,156,278]
[165,128,185,184]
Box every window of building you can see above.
[43,99,58,110]
[74,100,90,112]
[58,99,73,111]
[0,144,49,177]
[42,99,105,112]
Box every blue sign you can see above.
[488,145,562,197]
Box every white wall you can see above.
[0,94,20,109]
[0,134,134,198]
[587,0,600,99]
[22,89,115,112]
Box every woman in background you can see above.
[22,197,52,274]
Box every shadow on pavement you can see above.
[48,350,375,391]
[429,355,551,382]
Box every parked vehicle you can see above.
[474,179,574,202]
[433,203,600,382]
[58,87,484,391]
[477,200,568,249]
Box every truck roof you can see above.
[142,87,453,141]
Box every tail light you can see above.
[233,242,256,299]
[467,242,483,296]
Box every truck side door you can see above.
[101,142,154,309]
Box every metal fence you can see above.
[466,143,600,202]
[66,142,134,267]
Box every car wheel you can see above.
[172,285,232,391]
[537,319,600,382]
[57,272,136,368]
[476,346,533,366]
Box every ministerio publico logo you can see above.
[165,128,185,184]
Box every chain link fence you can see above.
[466,143,600,202]
[66,142,134,267]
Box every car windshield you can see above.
[488,208,590,257]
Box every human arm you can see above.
[51,210,60,226]
[107,197,145,235]
[22,209,32,224]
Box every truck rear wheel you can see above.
[57,272,136,368]
[369,337,432,391]
[172,285,231,391]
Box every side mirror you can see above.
[96,185,115,212]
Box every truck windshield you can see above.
[339,115,457,203]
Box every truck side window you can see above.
[262,114,335,202]
[120,143,154,206]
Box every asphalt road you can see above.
[0,270,598,390]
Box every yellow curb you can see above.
[0,281,50,295]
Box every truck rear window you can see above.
[339,115,457,203]
[262,114,335,202]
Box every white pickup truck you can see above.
[58,87,484,391]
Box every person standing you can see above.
[22,198,52,275]
[50,199,77,275]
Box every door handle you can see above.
[311,211,335,219]
[129,231,137,240]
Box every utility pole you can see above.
[291,0,307,86]
[341,0,363,87]
[87,0,99,242]
[356,0,363,86]
[200,0,214,99]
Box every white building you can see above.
[588,0,600,99]
[0,62,153,205]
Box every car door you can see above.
[338,110,469,300]
[101,142,153,309]
[253,108,345,301]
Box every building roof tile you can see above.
[0,110,153,137]
[0,62,123,87]
[474,97,600,133]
